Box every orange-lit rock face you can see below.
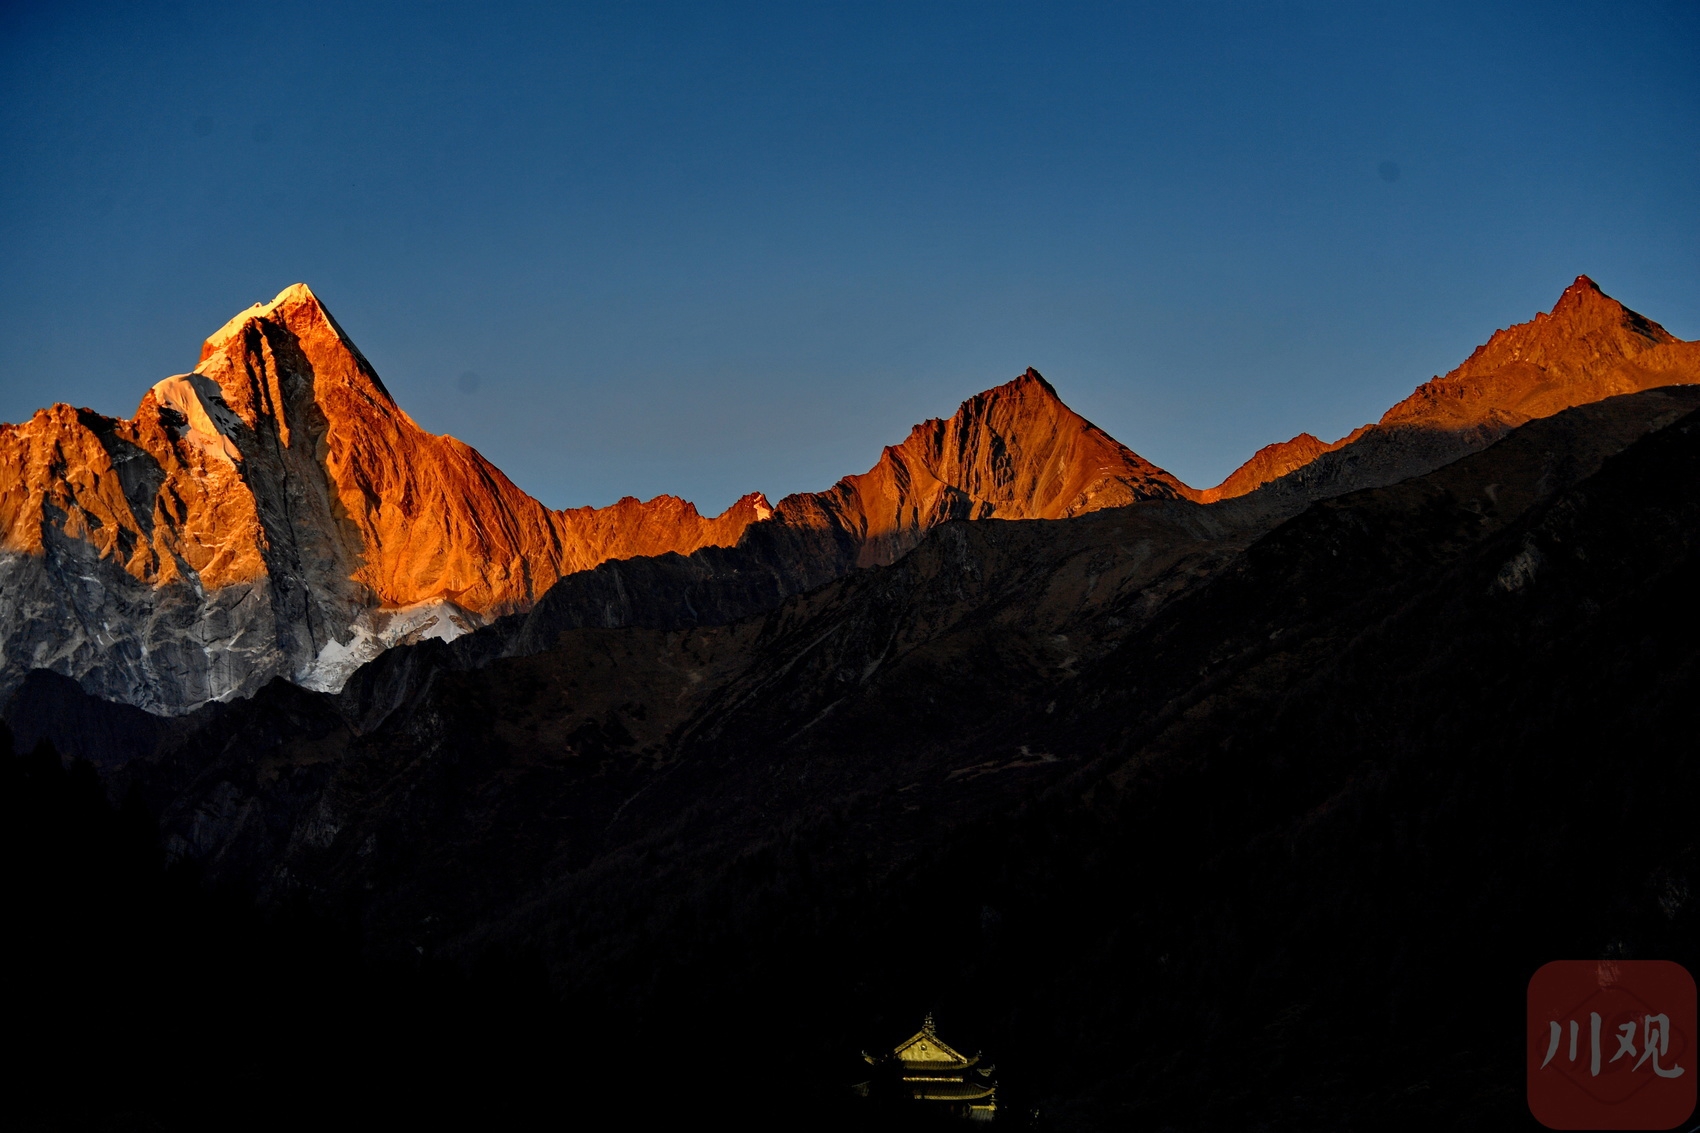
[0,291,1173,712]
[0,285,775,710]
[774,369,1187,567]
[1201,276,1700,501]
[1378,275,1698,430]
[0,391,269,592]
[16,274,1686,713]
[189,285,768,615]
[1194,433,1339,505]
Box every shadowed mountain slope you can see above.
[5,277,1695,718]
[8,276,1700,1132]
[0,290,1180,714]
[495,275,1700,671]
[0,286,769,711]
[11,383,1700,1130]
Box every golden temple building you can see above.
[856,1013,998,1121]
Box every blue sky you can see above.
[2,1,1696,511]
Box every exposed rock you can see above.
[0,292,1184,714]
[770,368,1188,568]
[1194,430,1357,503]
[6,276,1695,718]
[1379,275,1697,430]
[503,370,1190,656]
[1203,275,1700,501]
[11,280,1700,1133]
[0,285,773,712]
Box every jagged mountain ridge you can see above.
[0,286,779,713]
[3,276,1695,717]
[488,276,1700,676]
[1203,275,1700,500]
[1194,429,1358,504]
[10,382,1700,1131]
[0,288,1179,714]
[774,368,1189,568]
[22,383,1699,915]
[8,277,1700,1129]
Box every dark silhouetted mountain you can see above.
[12,381,1700,1130]
[8,278,1700,1131]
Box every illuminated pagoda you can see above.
[857,1013,998,1121]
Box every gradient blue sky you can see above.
[2,1,1696,512]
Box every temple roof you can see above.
[906,1080,998,1101]
[891,1013,975,1068]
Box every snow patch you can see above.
[198,283,317,356]
[296,599,481,693]
[151,374,245,464]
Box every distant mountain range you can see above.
[6,275,1700,1129]
[3,276,1692,716]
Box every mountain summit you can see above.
[772,367,1187,567]
[0,285,769,710]
[1199,276,1700,500]
[0,289,1180,713]
[1377,274,1694,431]
[4,277,1694,714]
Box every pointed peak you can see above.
[728,491,775,522]
[198,283,331,361]
[1549,273,1615,314]
[955,368,1063,415]
[1535,276,1675,345]
[1534,274,1673,344]
[1373,274,1681,433]
[191,283,397,410]
[273,281,319,304]
[1011,367,1059,396]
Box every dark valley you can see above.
[6,277,1699,1131]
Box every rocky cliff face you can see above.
[10,276,1700,1132]
[1193,430,1357,504]
[0,292,1182,714]
[6,276,1693,716]
[46,380,1693,944]
[0,287,775,712]
[1379,274,1698,430]
[772,368,1188,567]
[14,382,1700,1133]
[1203,276,1700,501]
